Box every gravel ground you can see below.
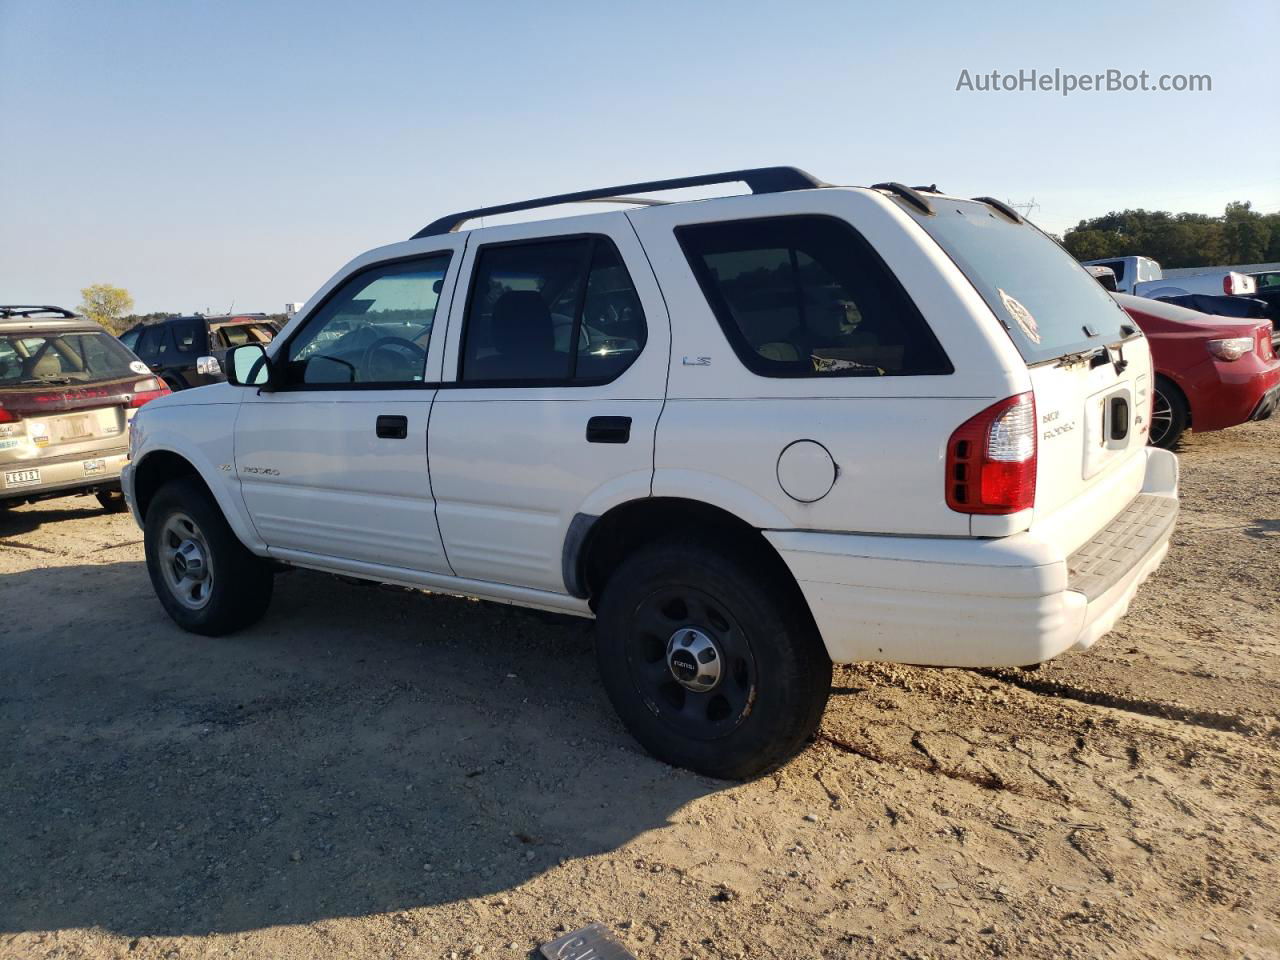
[2,419,1278,960]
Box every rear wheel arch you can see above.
[569,497,814,620]
[1155,373,1191,424]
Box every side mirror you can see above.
[195,355,222,376]
[226,344,272,387]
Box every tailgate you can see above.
[1028,335,1153,554]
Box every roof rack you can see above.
[870,182,935,216]
[412,166,825,238]
[972,196,1023,223]
[0,305,77,319]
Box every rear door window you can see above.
[912,201,1134,364]
[134,325,167,361]
[676,216,951,377]
[460,236,647,384]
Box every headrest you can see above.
[491,290,553,355]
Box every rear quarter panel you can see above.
[627,188,1026,537]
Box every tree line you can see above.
[1061,201,1280,268]
[76,284,285,334]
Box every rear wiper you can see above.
[18,376,75,385]
[1053,347,1106,368]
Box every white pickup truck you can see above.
[1082,255,1258,298]
[123,169,1180,778]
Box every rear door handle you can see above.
[375,414,408,439]
[586,415,631,444]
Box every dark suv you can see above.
[119,314,278,390]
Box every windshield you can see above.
[911,199,1133,364]
[0,329,142,386]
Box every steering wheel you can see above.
[360,336,426,381]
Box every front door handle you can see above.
[375,414,408,439]
[586,415,631,444]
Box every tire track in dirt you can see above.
[974,668,1276,737]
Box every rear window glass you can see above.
[0,330,141,385]
[216,323,276,348]
[914,201,1133,364]
[676,216,951,377]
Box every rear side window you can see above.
[460,236,647,384]
[171,318,205,354]
[676,216,951,378]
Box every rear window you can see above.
[677,216,951,377]
[913,201,1132,364]
[0,330,141,386]
[215,323,276,348]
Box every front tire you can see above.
[595,540,831,779]
[144,477,273,635]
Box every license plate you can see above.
[61,416,92,440]
[83,458,106,476]
[4,468,41,487]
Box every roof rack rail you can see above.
[412,166,825,238]
[870,182,934,216]
[911,184,943,194]
[0,305,77,319]
[972,196,1022,223]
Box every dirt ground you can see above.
[2,419,1278,960]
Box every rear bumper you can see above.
[1183,354,1280,432]
[0,449,128,503]
[1249,383,1280,422]
[766,447,1179,668]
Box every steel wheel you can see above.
[1150,388,1174,447]
[625,586,758,741]
[158,511,214,610]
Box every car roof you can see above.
[0,316,106,335]
[407,168,1007,239]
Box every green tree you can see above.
[78,283,136,334]
[1062,204,1268,269]
[1222,201,1271,264]
[1062,227,1123,261]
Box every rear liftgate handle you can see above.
[375,414,409,439]
[586,415,631,444]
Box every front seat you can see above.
[470,290,565,380]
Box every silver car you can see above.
[0,306,169,511]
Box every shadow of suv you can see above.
[119,314,278,391]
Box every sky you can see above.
[2,0,1277,314]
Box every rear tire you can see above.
[144,477,273,635]
[1150,376,1188,449]
[595,539,831,780]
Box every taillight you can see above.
[0,404,20,424]
[1223,275,1233,295]
[128,377,171,408]
[1205,337,1253,362]
[946,392,1037,515]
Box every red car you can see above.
[1114,293,1280,448]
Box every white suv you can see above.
[123,168,1179,778]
